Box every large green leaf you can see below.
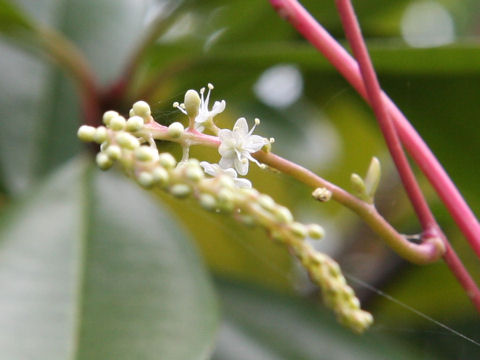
[213,279,437,360]
[0,157,218,359]
[0,0,154,194]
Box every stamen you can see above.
[173,101,187,115]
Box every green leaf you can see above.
[0,0,156,194]
[213,279,436,360]
[0,157,219,359]
[0,0,35,37]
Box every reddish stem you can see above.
[269,0,480,260]
[335,0,480,312]
[336,0,435,232]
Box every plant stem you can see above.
[145,121,443,264]
[268,0,480,260]
[336,0,435,232]
[254,151,444,265]
[335,0,480,312]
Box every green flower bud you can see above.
[132,100,151,119]
[96,152,113,170]
[184,89,200,118]
[129,109,135,118]
[185,164,204,182]
[167,122,185,138]
[217,188,235,212]
[308,224,325,240]
[152,167,169,185]
[94,126,108,144]
[105,145,122,160]
[199,193,216,211]
[116,132,140,150]
[290,222,308,238]
[103,110,118,126]
[77,125,96,142]
[170,184,191,198]
[158,153,176,169]
[109,115,126,131]
[218,175,235,189]
[135,146,158,162]
[275,206,293,224]
[137,171,154,188]
[258,194,275,211]
[126,116,144,132]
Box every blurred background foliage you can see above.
[0,0,480,358]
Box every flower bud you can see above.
[103,110,118,126]
[105,145,122,160]
[170,184,191,198]
[185,165,204,182]
[217,188,235,212]
[308,224,325,240]
[258,194,275,211]
[109,115,126,131]
[137,171,154,188]
[77,125,96,142]
[275,206,293,223]
[152,167,169,185]
[96,152,113,170]
[94,126,108,144]
[126,116,144,132]
[116,132,140,149]
[158,153,176,169]
[184,89,200,118]
[135,146,158,162]
[167,122,185,138]
[132,100,151,119]
[290,222,308,238]
[199,193,216,211]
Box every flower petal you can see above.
[211,100,226,116]
[219,156,234,170]
[233,177,252,189]
[244,135,268,152]
[234,157,249,175]
[233,117,249,137]
[200,161,218,176]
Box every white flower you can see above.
[195,84,226,130]
[218,117,268,176]
[174,83,226,132]
[200,161,252,189]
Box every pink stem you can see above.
[269,0,480,260]
[335,0,480,313]
[336,0,435,232]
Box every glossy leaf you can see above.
[0,157,219,359]
[213,279,435,360]
[0,0,153,194]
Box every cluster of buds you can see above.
[77,91,373,332]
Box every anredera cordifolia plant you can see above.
[72,0,480,333]
[78,88,373,333]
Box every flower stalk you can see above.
[269,0,480,312]
[78,101,373,332]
